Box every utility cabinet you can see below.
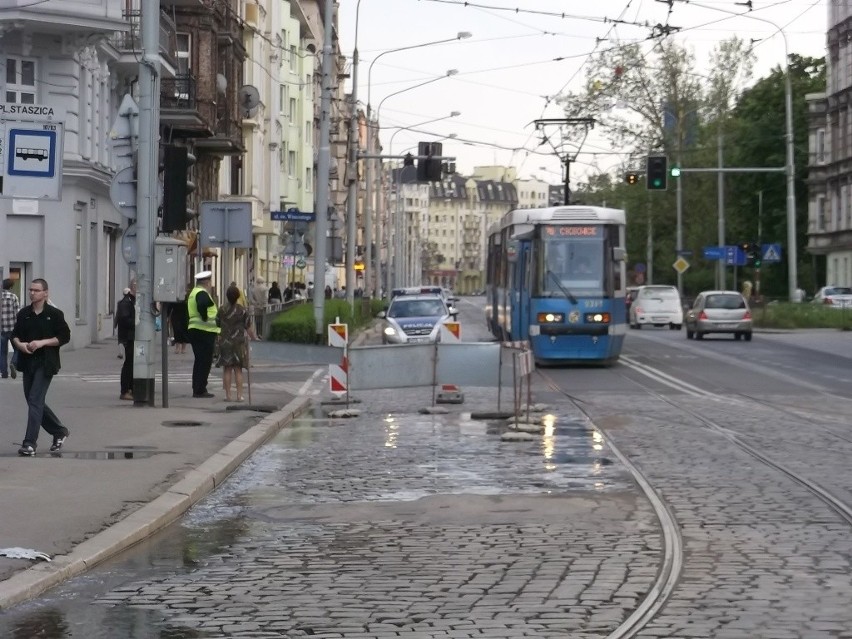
[153,237,188,302]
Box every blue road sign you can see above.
[725,245,747,266]
[634,262,646,273]
[761,243,782,263]
[703,246,726,260]
[271,207,315,222]
[7,129,57,177]
[677,249,693,257]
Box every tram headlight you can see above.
[536,312,564,323]
[584,312,611,324]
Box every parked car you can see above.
[685,290,752,341]
[812,286,852,308]
[377,294,457,344]
[629,285,683,330]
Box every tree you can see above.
[557,38,755,291]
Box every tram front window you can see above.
[542,240,604,295]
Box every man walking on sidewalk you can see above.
[1,278,19,379]
[10,278,71,456]
[114,280,136,400]
[187,271,220,398]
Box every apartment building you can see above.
[0,0,346,349]
[0,0,134,348]
[807,3,852,287]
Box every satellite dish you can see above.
[239,85,261,118]
[216,73,227,95]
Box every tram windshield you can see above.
[540,235,605,296]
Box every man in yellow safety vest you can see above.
[187,271,220,398]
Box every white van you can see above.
[629,285,683,330]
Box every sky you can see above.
[337,0,828,186]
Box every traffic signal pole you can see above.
[133,0,161,405]
[312,0,334,342]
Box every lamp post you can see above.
[373,70,459,295]
[365,32,471,297]
[393,130,458,285]
[680,0,797,298]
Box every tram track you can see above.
[535,359,852,638]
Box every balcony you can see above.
[0,0,128,34]
[110,9,179,78]
[194,99,244,154]
[160,74,207,133]
[212,0,245,49]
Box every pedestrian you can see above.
[187,270,220,398]
[268,281,283,304]
[1,278,20,379]
[10,278,71,456]
[324,285,332,299]
[169,284,190,354]
[306,281,314,300]
[216,284,259,402]
[250,276,268,336]
[114,280,136,400]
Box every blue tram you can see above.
[485,206,628,365]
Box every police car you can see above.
[377,293,457,344]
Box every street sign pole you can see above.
[132,0,162,406]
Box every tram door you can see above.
[515,243,532,341]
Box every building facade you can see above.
[807,3,852,287]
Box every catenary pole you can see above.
[312,0,334,341]
[133,0,161,406]
[344,45,359,309]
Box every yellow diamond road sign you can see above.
[673,257,690,274]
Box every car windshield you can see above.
[388,299,446,318]
[641,288,678,299]
[705,294,746,310]
[826,287,852,295]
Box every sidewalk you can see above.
[0,339,326,609]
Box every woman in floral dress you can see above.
[216,285,258,402]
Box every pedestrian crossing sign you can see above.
[761,243,782,263]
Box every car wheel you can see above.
[695,332,704,340]
[635,323,642,330]
[686,329,694,339]
[734,332,742,340]
[744,332,752,342]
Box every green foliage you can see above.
[267,298,385,344]
[753,302,852,330]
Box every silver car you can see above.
[685,290,752,341]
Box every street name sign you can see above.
[0,103,64,200]
[702,246,726,260]
[271,207,315,222]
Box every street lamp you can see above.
[370,69,459,295]
[394,131,459,285]
[681,0,797,299]
[365,32,471,297]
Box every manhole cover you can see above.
[161,420,206,428]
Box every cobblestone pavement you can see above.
[568,390,852,639]
[0,387,667,638]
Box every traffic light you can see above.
[750,242,762,267]
[670,166,681,178]
[161,145,196,232]
[625,172,640,185]
[416,141,442,182]
[646,155,668,191]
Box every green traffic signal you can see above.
[670,167,681,178]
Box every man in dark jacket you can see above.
[10,278,71,456]
[114,280,136,400]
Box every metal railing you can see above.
[161,74,197,111]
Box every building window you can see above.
[306,73,312,88]
[816,128,826,164]
[816,195,826,232]
[279,85,286,114]
[305,120,311,141]
[289,98,296,122]
[288,151,295,177]
[176,33,191,75]
[289,45,296,72]
[104,225,118,317]
[5,56,36,104]
[305,167,313,191]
